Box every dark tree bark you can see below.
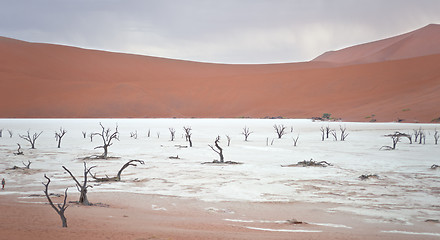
[92,123,119,159]
[42,174,68,228]
[90,160,145,182]
[241,126,253,141]
[183,127,192,147]
[62,163,95,206]
[209,136,224,162]
[55,128,67,148]
[273,124,287,139]
[19,130,43,149]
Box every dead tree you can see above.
[330,130,337,141]
[226,135,231,146]
[55,127,67,148]
[292,135,299,147]
[42,174,68,228]
[320,127,325,141]
[0,129,2,137]
[19,130,43,149]
[340,125,349,141]
[147,129,151,137]
[130,130,138,139]
[241,126,253,141]
[183,127,192,147]
[169,128,176,141]
[157,132,160,139]
[325,125,331,139]
[7,129,13,138]
[274,124,287,139]
[14,143,24,155]
[22,160,32,169]
[434,129,439,145]
[209,136,224,163]
[82,131,87,138]
[380,132,411,150]
[62,162,95,205]
[91,123,119,159]
[90,160,145,182]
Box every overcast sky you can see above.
[1,0,440,64]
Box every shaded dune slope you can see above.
[1,24,439,122]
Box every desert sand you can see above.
[1,24,439,122]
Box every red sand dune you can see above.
[0,24,439,122]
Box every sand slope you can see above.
[1,24,439,122]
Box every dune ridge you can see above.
[0,24,439,122]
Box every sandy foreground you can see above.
[1,191,439,240]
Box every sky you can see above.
[1,0,440,64]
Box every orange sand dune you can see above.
[313,24,440,65]
[0,24,439,122]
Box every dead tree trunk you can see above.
[226,135,231,146]
[209,136,224,163]
[292,135,299,147]
[273,124,287,139]
[14,143,24,155]
[183,127,192,147]
[325,126,331,139]
[130,130,138,139]
[320,127,325,141]
[340,125,349,141]
[42,174,68,228]
[22,160,32,169]
[90,160,145,182]
[0,129,2,137]
[62,163,95,206]
[7,130,13,138]
[434,130,439,145]
[330,130,337,141]
[55,128,67,148]
[169,128,176,141]
[82,131,87,138]
[92,123,119,159]
[241,126,253,141]
[19,130,43,149]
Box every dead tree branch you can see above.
[42,174,68,228]
[14,143,24,155]
[90,160,145,182]
[340,125,349,141]
[380,132,411,150]
[7,129,13,138]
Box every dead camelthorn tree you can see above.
[320,127,325,141]
[91,123,119,159]
[62,162,95,206]
[226,135,231,146]
[14,143,24,155]
[340,125,349,141]
[183,127,192,147]
[82,131,87,138]
[241,126,253,141]
[325,125,331,139]
[130,130,138,139]
[147,129,151,138]
[8,129,13,138]
[169,128,176,141]
[19,130,43,149]
[55,127,67,148]
[380,132,411,150]
[43,174,69,228]
[292,135,299,147]
[330,130,337,141]
[209,136,224,163]
[274,124,287,139]
[0,129,2,137]
[90,160,145,182]
[434,129,439,145]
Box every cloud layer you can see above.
[1,0,440,63]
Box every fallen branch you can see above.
[281,158,332,167]
[90,160,145,182]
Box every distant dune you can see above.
[0,24,439,122]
